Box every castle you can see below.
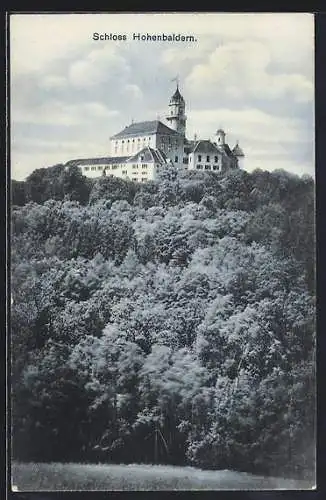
[65,84,244,183]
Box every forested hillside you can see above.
[11,165,315,479]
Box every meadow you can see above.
[11,462,314,491]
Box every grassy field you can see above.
[11,462,315,491]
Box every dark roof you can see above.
[65,148,170,168]
[65,156,128,166]
[219,144,234,157]
[111,120,180,139]
[189,140,237,158]
[191,140,220,154]
[216,129,226,134]
[232,143,245,157]
[170,86,184,103]
[127,147,170,164]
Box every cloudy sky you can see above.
[10,13,314,180]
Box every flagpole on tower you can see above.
[171,75,179,89]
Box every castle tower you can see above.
[232,141,245,169]
[166,84,187,136]
[216,128,226,146]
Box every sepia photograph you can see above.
[10,12,316,491]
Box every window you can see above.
[214,156,218,163]
[122,170,127,175]
[106,165,111,170]
[198,155,202,162]
[132,164,138,169]
[138,138,141,142]
[132,139,135,142]
[84,166,89,171]
[205,165,211,170]
[142,178,146,182]
[196,164,203,170]
[183,157,189,164]
[142,164,147,169]
[132,177,137,181]
[97,166,103,170]
[213,165,218,171]
[122,140,125,144]
[149,137,151,141]
[112,165,118,170]
[175,156,178,162]
[91,166,96,171]
[206,155,210,162]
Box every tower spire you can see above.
[167,79,186,136]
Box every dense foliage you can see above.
[11,166,315,479]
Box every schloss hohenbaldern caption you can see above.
[92,32,198,42]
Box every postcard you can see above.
[9,12,316,491]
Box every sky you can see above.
[10,13,315,180]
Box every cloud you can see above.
[68,46,130,87]
[185,40,313,104]
[12,100,119,126]
[188,107,308,143]
[38,75,67,90]
[124,84,143,100]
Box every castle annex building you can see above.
[66,85,244,183]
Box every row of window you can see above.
[197,155,220,163]
[160,138,179,146]
[132,164,148,169]
[173,156,189,163]
[83,165,122,172]
[83,165,105,171]
[132,177,148,183]
[196,164,221,171]
[116,137,152,144]
[83,162,153,172]
[114,137,153,155]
